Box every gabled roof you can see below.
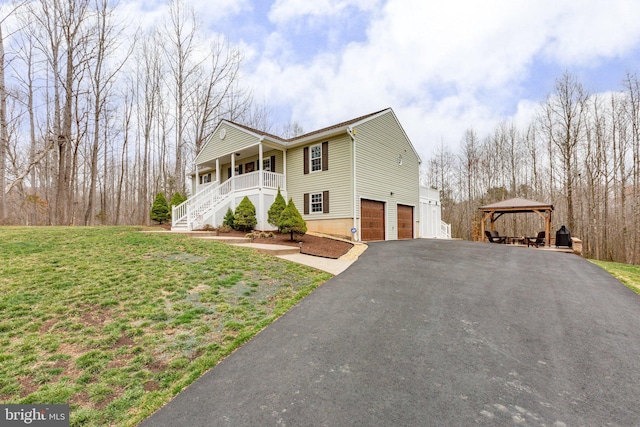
[199,107,421,164]
[479,198,553,211]
[225,109,388,144]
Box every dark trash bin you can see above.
[556,225,572,248]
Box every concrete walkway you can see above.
[152,230,365,275]
[196,235,362,275]
[140,239,640,426]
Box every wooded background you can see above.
[1,1,639,264]
[424,72,640,264]
[0,0,297,229]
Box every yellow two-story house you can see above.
[173,108,434,241]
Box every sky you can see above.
[18,0,640,161]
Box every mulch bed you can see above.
[151,224,354,259]
[220,230,354,259]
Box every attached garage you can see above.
[397,204,414,239]
[361,199,385,241]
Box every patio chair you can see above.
[525,231,545,248]
[485,230,507,244]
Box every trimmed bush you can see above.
[169,192,187,209]
[267,188,286,230]
[223,207,235,229]
[234,197,257,231]
[150,193,169,224]
[279,198,307,241]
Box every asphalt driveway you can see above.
[141,239,640,426]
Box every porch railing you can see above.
[440,221,451,239]
[172,171,285,229]
[172,180,218,227]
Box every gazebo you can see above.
[479,198,554,247]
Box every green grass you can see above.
[0,226,331,426]
[591,259,640,295]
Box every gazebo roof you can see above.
[479,197,553,212]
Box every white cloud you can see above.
[543,1,640,64]
[246,0,640,159]
[268,0,380,25]
[118,0,251,35]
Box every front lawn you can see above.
[0,227,331,426]
[591,259,640,295]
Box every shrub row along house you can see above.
[172,108,449,241]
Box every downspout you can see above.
[347,126,358,241]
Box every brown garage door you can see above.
[361,199,385,241]
[397,204,414,239]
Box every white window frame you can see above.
[201,173,211,184]
[311,192,323,213]
[263,157,271,172]
[310,144,322,172]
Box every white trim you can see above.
[310,192,323,213]
[310,143,322,172]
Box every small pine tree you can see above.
[223,207,235,228]
[267,188,286,230]
[279,198,307,241]
[234,196,257,231]
[169,191,187,208]
[150,192,170,224]
[168,192,187,219]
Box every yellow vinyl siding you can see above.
[354,111,420,240]
[196,124,258,164]
[286,134,353,222]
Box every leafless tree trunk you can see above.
[540,72,588,233]
[0,22,8,223]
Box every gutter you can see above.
[347,126,358,242]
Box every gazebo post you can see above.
[546,211,552,247]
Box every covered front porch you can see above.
[173,138,288,231]
[192,140,286,196]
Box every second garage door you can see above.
[361,199,385,241]
[397,204,414,239]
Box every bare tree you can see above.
[84,0,133,225]
[540,72,588,232]
[0,1,28,222]
[191,37,246,154]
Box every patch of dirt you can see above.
[39,318,58,333]
[221,230,354,259]
[143,380,160,392]
[115,335,135,348]
[147,359,168,373]
[79,305,114,327]
[18,376,39,398]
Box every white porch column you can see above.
[258,142,264,187]
[231,153,235,192]
[195,164,199,194]
[283,149,287,189]
[258,141,264,230]
[215,158,220,184]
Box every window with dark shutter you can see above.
[303,147,309,174]
[322,141,328,171]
